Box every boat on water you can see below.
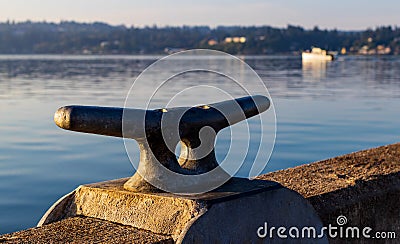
[302,47,337,61]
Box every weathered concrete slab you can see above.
[258,143,400,243]
[0,216,173,244]
[37,177,325,243]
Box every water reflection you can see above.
[0,58,151,80]
[1,55,400,100]
[302,60,328,82]
[0,55,400,234]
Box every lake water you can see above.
[0,55,399,234]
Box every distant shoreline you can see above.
[1,21,399,55]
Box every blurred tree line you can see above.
[0,21,399,54]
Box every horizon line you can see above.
[1,19,398,32]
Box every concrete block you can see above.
[39,177,327,243]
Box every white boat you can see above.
[302,47,337,61]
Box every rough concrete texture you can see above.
[258,142,400,243]
[0,216,173,244]
[37,177,326,243]
[38,180,205,238]
[180,186,327,243]
[74,180,206,238]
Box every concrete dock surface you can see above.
[0,216,173,243]
[1,142,399,243]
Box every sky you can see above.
[0,0,398,30]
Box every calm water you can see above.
[0,55,399,234]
